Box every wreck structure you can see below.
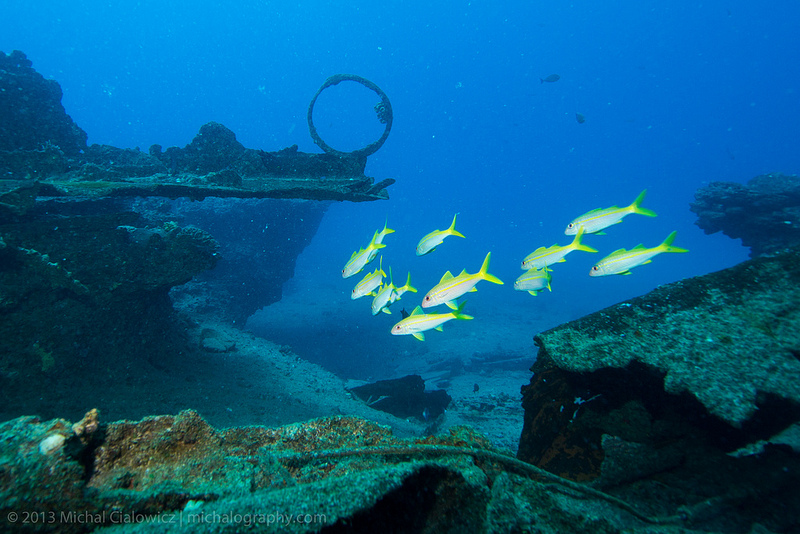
[0,51,395,418]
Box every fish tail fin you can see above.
[453,301,474,321]
[478,252,504,285]
[659,231,689,253]
[571,227,599,253]
[448,213,466,238]
[630,189,658,217]
[401,272,418,293]
[368,229,387,248]
[382,217,395,236]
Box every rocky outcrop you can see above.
[0,50,88,156]
[691,172,800,256]
[5,408,791,533]
[516,246,800,530]
[0,211,219,381]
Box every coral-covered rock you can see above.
[0,50,88,156]
[2,408,799,533]
[517,246,800,528]
[691,172,800,256]
[0,212,219,384]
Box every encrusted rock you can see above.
[71,408,99,443]
[0,50,88,156]
[3,409,799,533]
[691,172,800,256]
[518,245,800,515]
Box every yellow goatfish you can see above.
[371,268,417,315]
[391,302,473,341]
[342,230,386,278]
[371,282,396,315]
[368,219,395,262]
[514,266,552,296]
[565,190,657,235]
[416,213,465,256]
[351,257,386,299]
[422,252,503,309]
[521,227,598,270]
[589,231,688,277]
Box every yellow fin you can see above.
[412,332,425,341]
[439,271,454,283]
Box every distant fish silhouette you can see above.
[540,74,560,84]
[576,113,586,124]
[400,308,410,319]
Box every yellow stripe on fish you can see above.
[422,252,503,309]
[342,229,386,278]
[371,267,417,315]
[390,302,473,341]
[351,257,386,299]
[371,281,396,315]
[416,213,465,256]
[514,266,552,296]
[521,227,597,270]
[565,189,657,235]
[589,231,688,277]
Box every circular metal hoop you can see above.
[307,74,393,158]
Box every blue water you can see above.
[2,1,799,347]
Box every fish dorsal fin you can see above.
[457,269,468,277]
[410,306,425,316]
[584,207,605,215]
[439,271,454,283]
[631,244,647,251]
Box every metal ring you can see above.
[307,74,393,158]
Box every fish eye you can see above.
[568,223,574,228]
[592,266,599,271]
[424,296,430,301]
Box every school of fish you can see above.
[342,190,688,341]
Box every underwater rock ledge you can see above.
[691,172,800,257]
[516,246,800,530]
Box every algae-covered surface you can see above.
[0,408,741,534]
[535,247,800,426]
